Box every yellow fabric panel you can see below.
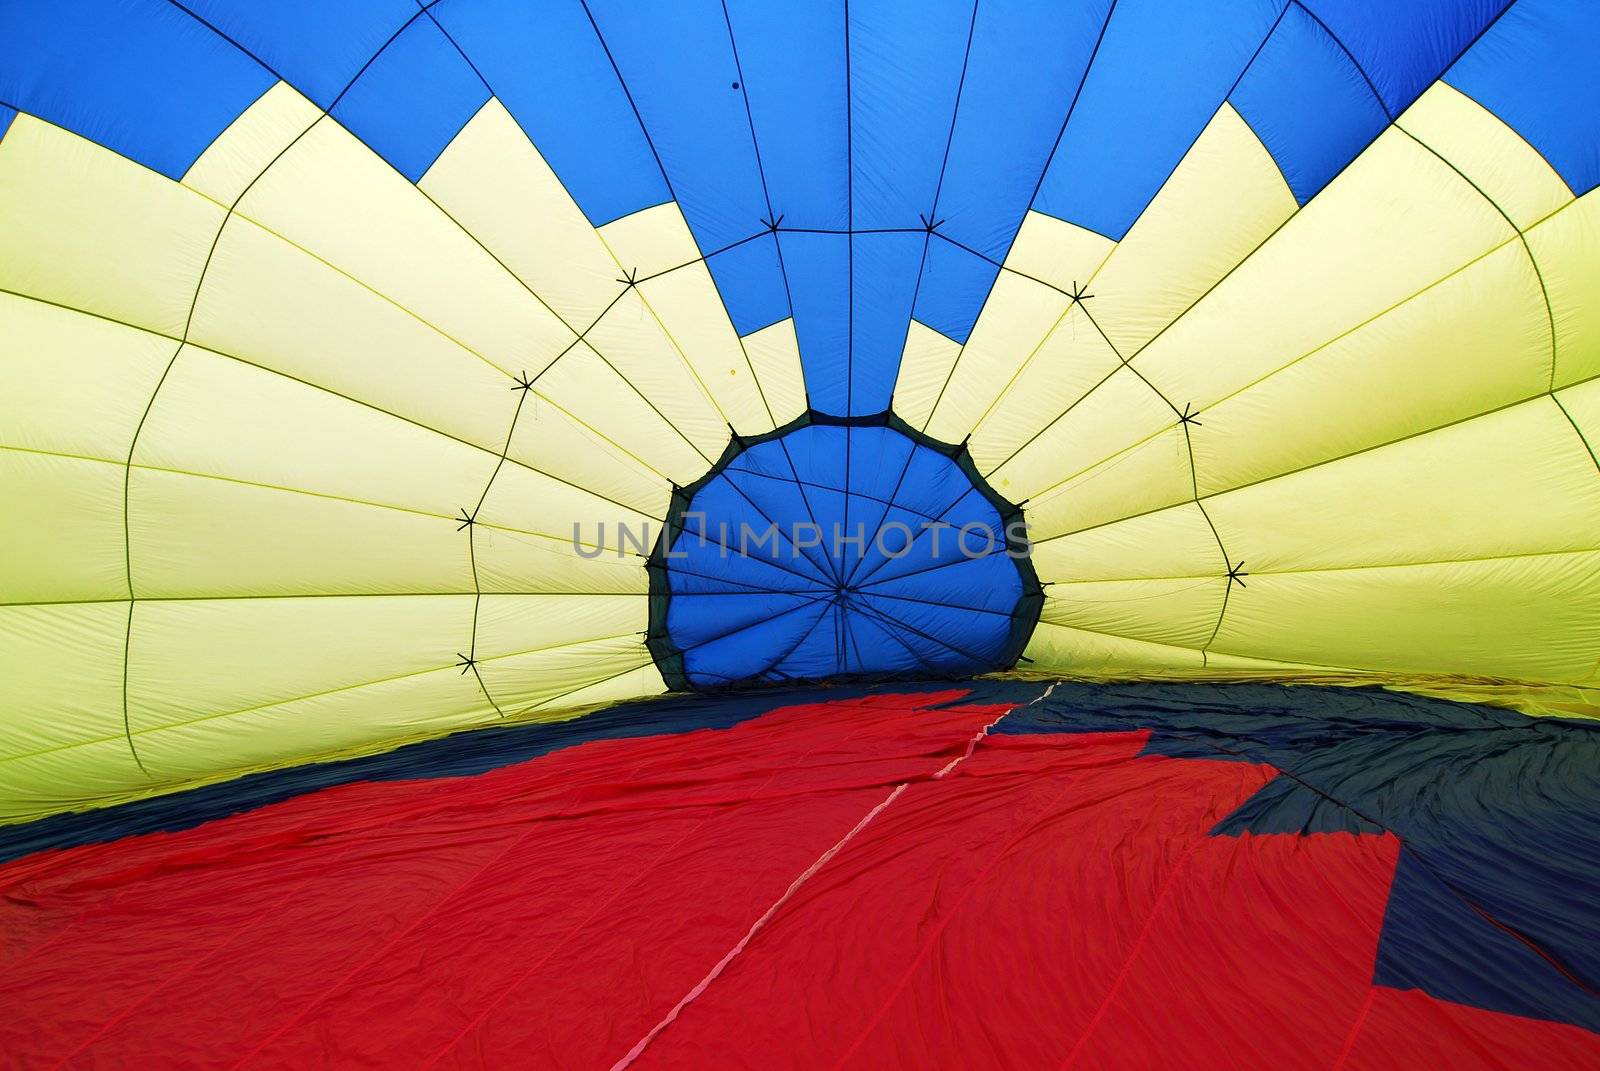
[0,451,126,604]
[596,200,696,278]
[965,303,1123,476]
[0,603,128,758]
[477,636,658,716]
[474,593,649,662]
[0,293,174,459]
[1397,83,1574,232]
[1527,189,1600,388]
[1206,394,1600,573]
[477,453,656,562]
[1133,128,1518,406]
[987,365,1178,507]
[1030,502,1223,582]
[1088,103,1297,356]
[922,271,1071,443]
[1554,375,1600,467]
[637,265,777,435]
[562,323,728,474]
[471,524,649,597]
[190,213,513,451]
[181,81,320,206]
[133,346,498,520]
[234,117,574,377]
[419,99,619,326]
[0,114,224,337]
[1031,503,1225,652]
[125,594,471,734]
[1022,425,1194,541]
[1191,239,1551,495]
[1024,619,1207,675]
[1003,209,1116,294]
[0,737,150,825]
[504,394,672,521]
[891,320,963,431]
[598,204,768,439]
[134,664,494,785]
[1039,577,1227,651]
[527,662,667,713]
[422,103,747,460]
[741,318,808,427]
[128,467,471,600]
[1211,550,1600,683]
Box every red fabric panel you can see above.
[0,692,999,1068]
[1342,986,1600,1071]
[629,731,1277,1069]
[3,691,1596,1069]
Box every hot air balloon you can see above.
[1,0,1597,1066]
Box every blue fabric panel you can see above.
[846,0,976,230]
[330,16,488,183]
[1446,0,1600,195]
[913,239,1000,345]
[0,104,15,144]
[850,232,925,415]
[666,423,1022,686]
[586,0,768,250]
[935,0,1113,260]
[723,0,848,230]
[778,232,851,413]
[836,610,923,676]
[0,0,272,178]
[858,588,1009,669]
[1303,0,1508,117]
[674,484,834,592]
[682,598,832,684]
[1035,0,1284,240]
[706,234,790,338]
[182,0,416,110]
[430,0,669,226]
[1231,4,1390,205]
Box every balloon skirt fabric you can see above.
[2,683,1597,1069]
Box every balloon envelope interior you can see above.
[0,1,1598,1067]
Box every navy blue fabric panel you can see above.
[1376,849,1600,1032]
[1446,0,1600,195]
[586,0,767,250]
[1004,681,1600,1035]
[1230,4,1389,205]
[0,0,272,178]
[706,234,790,338]
[935,0,1113,260]
[850,232,925,415]
[182,0,416,110]
[330,16,488,183]
[723,0,848,230]
[846,0,975,230]
[779,232,851,414]
[430,0,669,226]
[1303,0,1508,117]
[0,104,15,144]
[1210,773,1385,835]
[0,683,976,865]
[1035,0,1284,240]
[913,238,1000,345]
